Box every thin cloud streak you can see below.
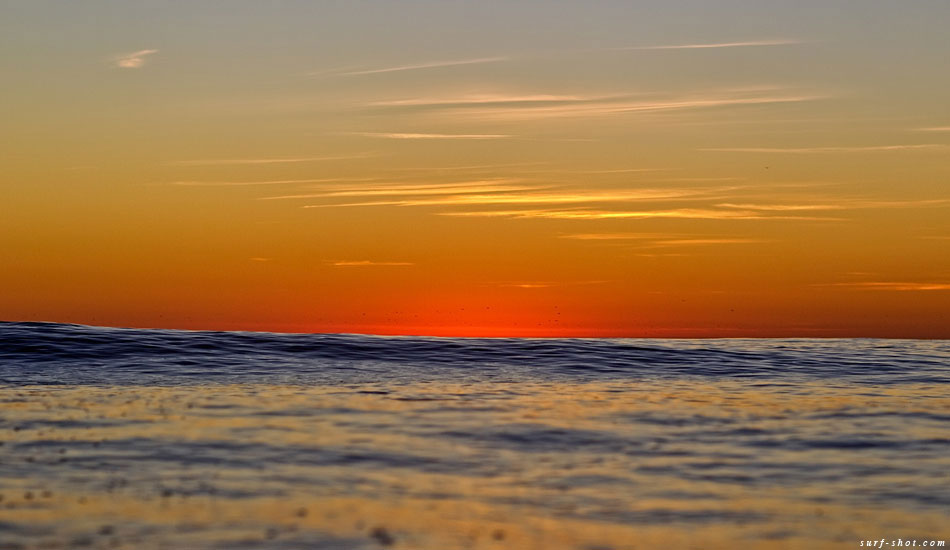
[492,280,608,289]
[717,203,843,211]
[335,56,507,76]
[513,167,669,176]
[561,233,678,240]
[168,154,374,166]
[115,49,158,68]
[170,177,379,187]
[301,186,734,209]
[621,39,800,50]
[354,132,512,140]
[439,208,840,221]
[265,180,534,200]
[816,282,950,291]
[391,162,548,173]
[308,185,535,198]
[704,144,950,153]
[370,90,823,120]
[569,168,669,174]
[654,238,768,246]
[369,94,587,107]
[718,198,950,210]
[329,260,414,267]
[561,233,766,246]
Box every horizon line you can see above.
[2,319,945,341]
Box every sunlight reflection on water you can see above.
[2,378,948,549]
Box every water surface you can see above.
[1,322,948,549]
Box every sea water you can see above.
[1,322,948,549]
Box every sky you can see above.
[1,0,949,338]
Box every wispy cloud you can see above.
[703,144,950,153]
[718,198,950,210]
[561,233,767,246]
[169,177,379,187]
[654,238,768,246]
[328,56,507,76]
[915,126,950,132]
[290,180,861,222]
[619,39,800,51]
[369,94,589,107]
[561,233,676,240]
[440,208,838,221]
[558,168,669,174]
[492,280,608,289]
[168,153,374,166]
[353,132,512,140]
[816,282,950,291]
[329,260,414,267]
[265,179,533,200]
[301,186,733,209]
[391,161,547,173]
[369,89,822,120]
[115,49,158,69]
[717,203,843,211]
[659,177,743,182]
[480,166,666,177]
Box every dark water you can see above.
[4,321,948,386]
[1,322,948,549]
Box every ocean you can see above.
[1,321,947,549]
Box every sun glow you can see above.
[1,2,948,337]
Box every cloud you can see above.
[658,177,744,182]
[718,198,950,210]
[915,126,950,132]
[561,233,676,240]
[716,203,843,211]
[439,208,839,221]
[856,198,950,208]
[328,56,507,76]
[267,180,534,200]
[491,280,608,289]
[369,94,588,107]
[652,238,768,246]
[353,132,512,140]
[368,89,822,120]
[390,161,547,173]
[115,49,158,69]
[290,180,855,221]
[619,39,800,51]
[301,186,732,209]
[703,144,950,153]
[550,168,669,174]
[561,233,767,246]
[168,153,374,166]
[816,282,950,291]
[169,177,379,187]
[329,261,414,267]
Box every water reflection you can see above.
[2,380,947,549]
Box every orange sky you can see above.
[2,2,949,337]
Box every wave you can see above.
[1,321,947,386]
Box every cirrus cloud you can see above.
[114,49,158,69]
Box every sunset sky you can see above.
[2,1,948,337]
